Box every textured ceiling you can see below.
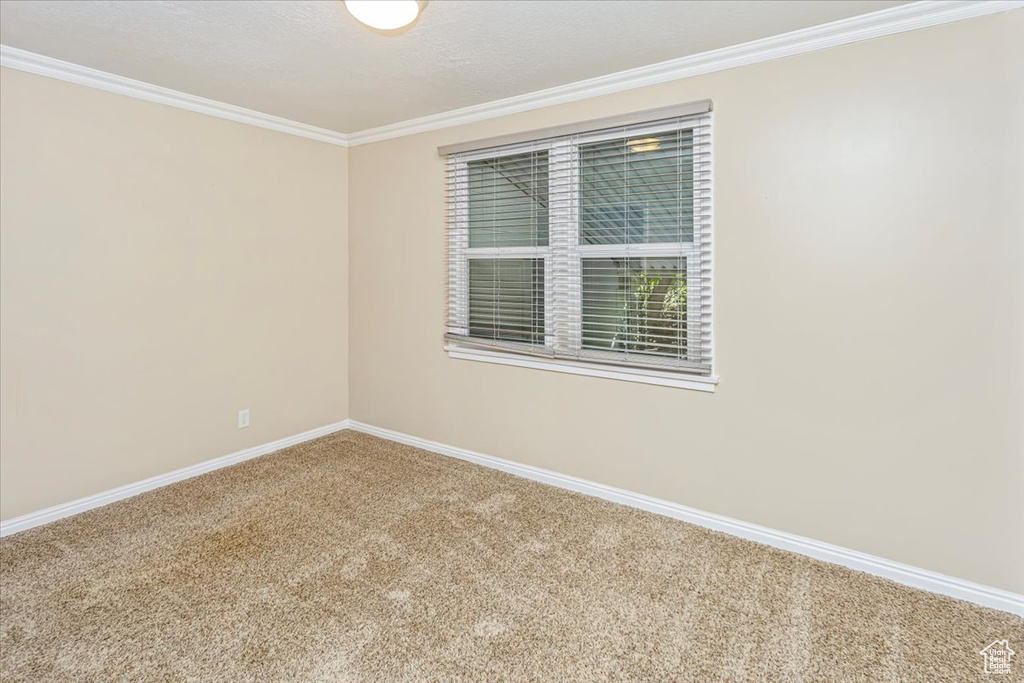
[0,1,907,133]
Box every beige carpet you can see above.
[1,431,1020,681]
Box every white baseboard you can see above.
[0,419,352,538]
[3,417,1020,616]
[348,420,1024,617]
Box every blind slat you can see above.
[445,108,713,377]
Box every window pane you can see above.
[579,129,693,245]
[468,151,549,248]
[468,259,545,344]
[581,257,686,358]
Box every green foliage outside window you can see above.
[615,272,687,354]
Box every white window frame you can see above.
[446,119,716,392]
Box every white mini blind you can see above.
[445,105,713,377]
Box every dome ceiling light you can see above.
[344,1,427,32]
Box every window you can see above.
[444,103,714,391]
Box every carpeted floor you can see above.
[0,431,1021,681]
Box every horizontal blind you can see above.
[445,108,713,376]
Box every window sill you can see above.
[445,344,718,392]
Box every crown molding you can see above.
[346,0,1024,146]
[0,45,351,147]
[2,1,1020,149]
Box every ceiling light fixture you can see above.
[345,1,426,31]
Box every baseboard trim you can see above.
[0,419,352,538]
[347,420,1024,616]
[4,417,1019,615]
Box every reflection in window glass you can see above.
[468,152,549,248]
[579,130,693,245]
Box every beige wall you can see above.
[0,68,349,519]
[349,12,1024,592]
[1,11,1020,593]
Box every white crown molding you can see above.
[0,45,351,147]
[346,0,1024,146]
[348,421,1024,616]
[0,420,351,538]
[2,2,1021,148]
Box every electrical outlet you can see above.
[238,409,250,429]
